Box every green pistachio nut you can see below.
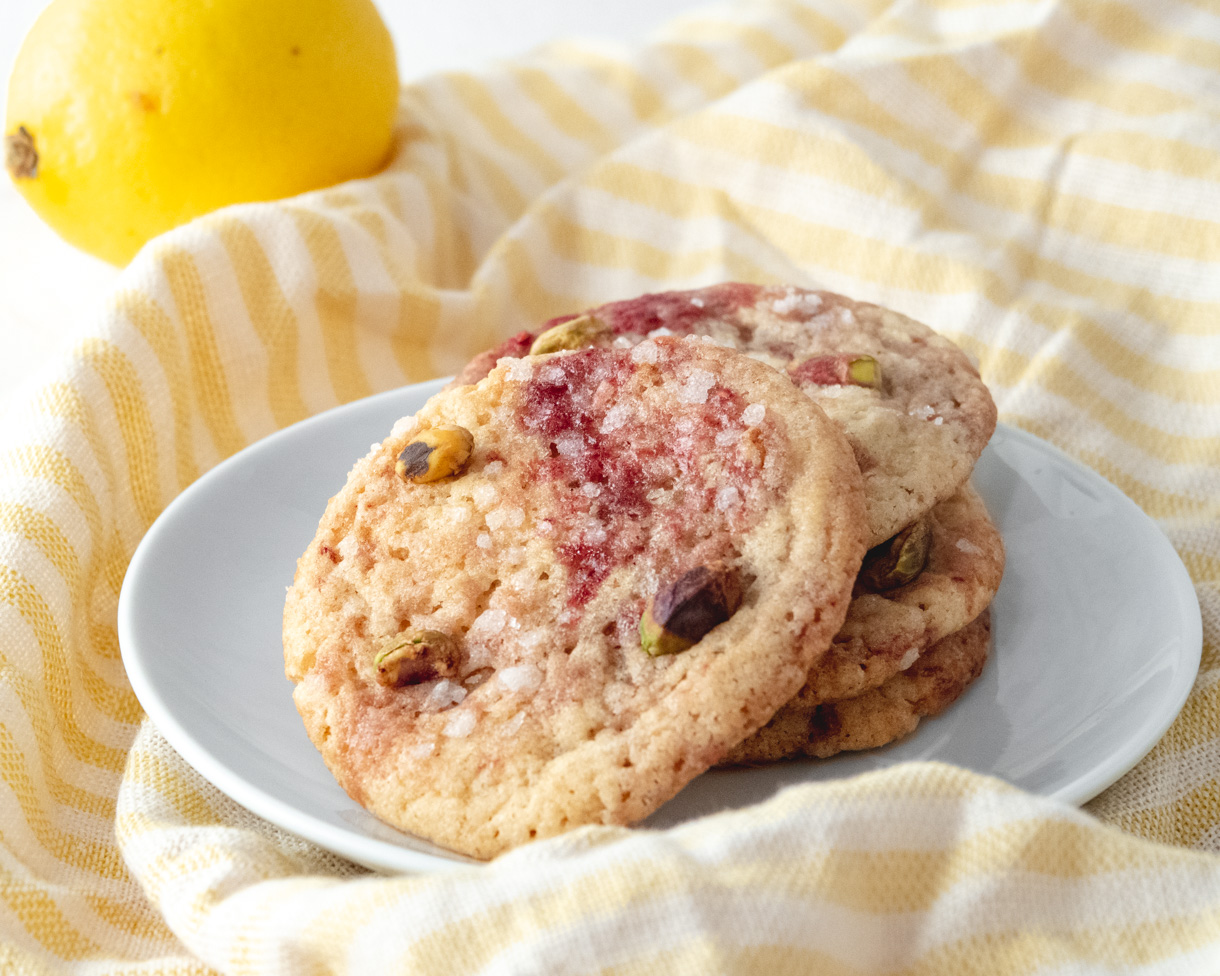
[640,562,743,657]
[396,424,474,484]
[375,629,460,687]
[862,517,932,591]
[528,315,610,355]
[847,355,882,389]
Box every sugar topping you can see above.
[678,369,717,405]
[500,712,526,736]
[612,336,634,349]
[899,648,920,670]
[408,740,436,759]
[504,545,527,564]
[539,363,567,385]
[630,340,659,364]
[508,358,534,382]
[443,710,477,738]
[446,504,471,523]
[556,431,585,457]
[715,429,740,447]
[956,537,985,555]
[476,533,492,549]
[473,483,499,508]
[484,459,505,477]
[390,414,417,438]
[426,679,467,710]
[647,326,675,339]
[742,403,766,426]
[470,607,508,638]
[600,403,633,433]
[715,486,742,511]
[485,506,525,530]
[771,287,823,317]
[499,664,543,694]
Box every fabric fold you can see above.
[2,0,1220,971]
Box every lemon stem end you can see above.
[4,127,38,180]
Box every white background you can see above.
[0,0,706,416]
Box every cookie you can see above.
[284,337,867,858]
[723,610,992,764]
[453,283,997,547]
[794,482,1004,708]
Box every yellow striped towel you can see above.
[3,0,1220,971]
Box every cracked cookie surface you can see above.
[284,338,866,858]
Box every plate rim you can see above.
[118,390,1203,873]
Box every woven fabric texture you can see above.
[3,0,1220,971]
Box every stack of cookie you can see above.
[283,283,1002,859]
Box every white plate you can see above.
[119,381,1202,873]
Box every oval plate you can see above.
[119,381,1202,872]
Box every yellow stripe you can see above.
[445,75,567,186]
[0,724,128,880]
[0,686,114,820]
[113,292,200,494]
[160,250,247,461]
[535,202,775,290]
[659,42,742,100]
[668,19,798,70]
[0,504,79,595]
[326,204,446,384]
[73,339,162,531]
[776,0,850,52]
[121,748,232,829]
[890,64,1220,260]
[0,568,127,771]
[214,218,310,431]
[401,814,1220,974]
[998,31,1196,116]
[80,891,184,956]
[285,209,375,405]
[24,394,109,557]
[584,157,1220,386]
[1064,0,1220,74]
[545,43,673,126]
[1000,414,1215,522]
[0,879,105,960]
[510,66,622,155]
[601,943,857,976]
[412,167,481,287]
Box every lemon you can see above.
[4,0,399,265]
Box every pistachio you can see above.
[375,630,460,687]
[846,355,882,389]
[529,315,611,355]
[791,353,883,390]
[861,517,932,590]
[397,424,474,483]
[640,562,743,656]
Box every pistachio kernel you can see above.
[846,355,882,389]
[396,424,474,483]
[640,562,743,656]
[374,630,460,687]
[790,353,883,390]
[861,517,932,591]
[529,315,610,355]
